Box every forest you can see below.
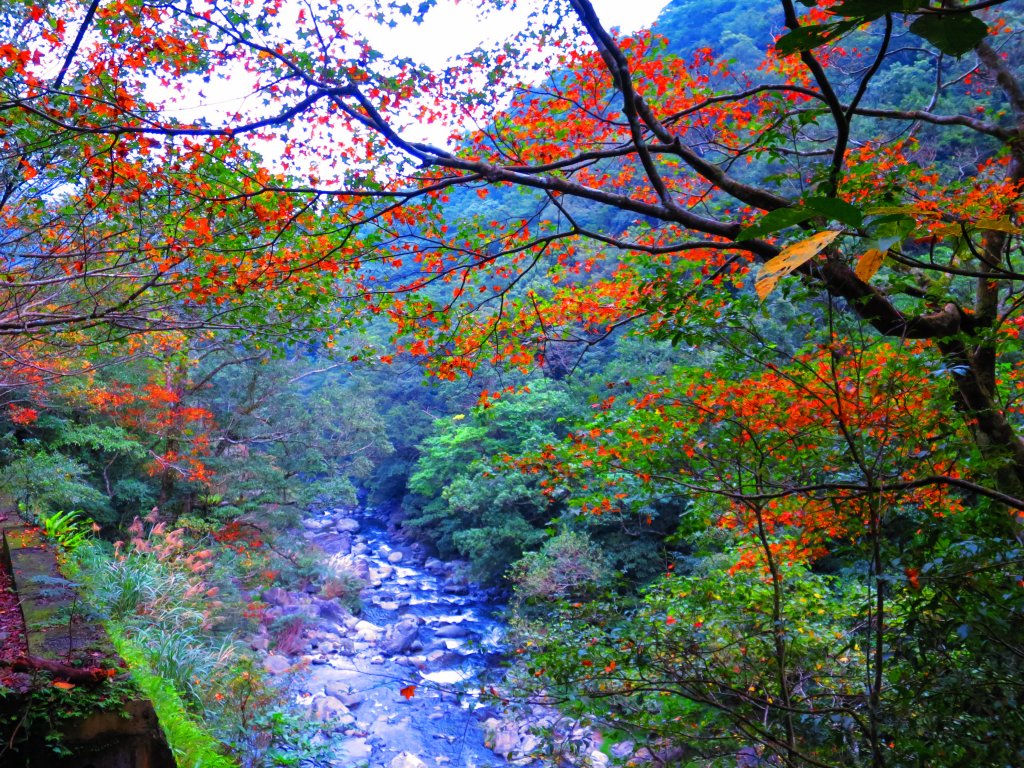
[1,0,1022,766]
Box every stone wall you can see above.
[0,512,176,768]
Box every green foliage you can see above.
[198,352,394,517]
[0,669,140,762]
[73,522,314,768]
[112,638,236,768]
[38,510,93,552]
[511,531,612,609]
[512,556,871,766]
[404,380,575,580]
[0,439,110,519]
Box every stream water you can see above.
[288,506,529,768]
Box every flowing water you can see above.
[294,507,525,767]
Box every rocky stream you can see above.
[251,507,612,768]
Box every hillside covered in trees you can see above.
[1,0,1023,766]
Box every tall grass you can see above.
[72,519,316,768]
[113,636,236,768]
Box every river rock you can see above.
[381,618,419,656]
[425,650,463,666]
[324,681,348,698]
[335,518,360,534]
[262,586,292,607]
[372,563,394,581]
[338,737,372,762]
[387,550,404,564]
[423,558,448,575]
[485,719,521,759]
[609,741,635,759]
[354,556,373,580]
[332,532,352,554]
[339,691,365,709]
[519,733,542,756]
[263,654,291,675]
[308,694,352,723]
[389,751,427,768]
[434,623,471,639]
[354,620,381,642]
[315,597,352,624]
[442,582,470,595]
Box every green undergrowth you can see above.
[112,635,236,768]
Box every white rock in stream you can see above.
[354,620,382,642]
[372,563,394,581]
[387,550,404,564]
[420,669,471,685]
[388,751,428,768]
[434,623,471,639]
[307,694,353,724]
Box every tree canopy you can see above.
[3,0,1024,764]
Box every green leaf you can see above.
[738,207,817,240]
[831,0,916,17]
[774,19,861,55]
[909,13,988,57]
[803,196,864,228]
[865,213,917,251]
[739,198,862,240]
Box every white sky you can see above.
[359,0,671,68]
[144,0,671,164]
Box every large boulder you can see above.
[314,597,352,624]
[442,581,470,596]
[350,556,371,580]
[354,620,381,643]
[380,618,419,656]
[335,518,361,534]
[423,558,448,575]
[484,719,521,759]
[262,654,291,675]
[307,695,353,724]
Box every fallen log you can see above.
[11,655,117,686]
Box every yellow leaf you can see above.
[755,273,782,300]
[974,218,1022,235]
[756,230,841,300]
[930,218,1020,239]
[854,249,885,283]
[866,204,941,217]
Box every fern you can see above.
[39,510,93,552]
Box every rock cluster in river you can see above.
[246,507,626,767]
